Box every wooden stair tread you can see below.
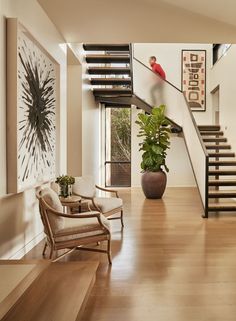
[86,55,130,63]
[88,67,131,75]
[208,152,235,157]
[93,88,132,96]
[200,131,224,136]
[209,160,236,166]
[208,203,236,211]
[205,145,231,149]
[90,78,131,85]
[203,137,227,142]
[209,180,236,186]
[198,125,220,131]
[209,190,236,198]
[83,44,130,51]
[209,170,236,175]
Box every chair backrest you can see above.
[51,181,59,194]
[36,187,65,234]
[73,176,96,199]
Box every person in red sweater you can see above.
[149,56,166,80]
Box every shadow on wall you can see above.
[0,190,36,258]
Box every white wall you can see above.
[210,45,236,154]
[67,63,82,177]
[131,107,195,187]
[0,0,67,258]
[68,44,102,184]
[133,43,213,125]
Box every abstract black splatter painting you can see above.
[17,29,56,190]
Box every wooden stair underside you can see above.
[200,131,224,136]
[209,190,236,198]
[83,44,130,51]
[203,137,227,142]
[206,145,231,150]
[93,88,132,96]
[208,203,236,211]
[198,125,221,131]
[86,55,130,63]
[88,67,131,75]
[208,152,235,157]
[90,78,131,85]
[198,125,220,131]
[209,180,236,186]
[209,160,236,166]
[209,170,236,175]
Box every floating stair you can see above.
[200,131,224,136]
[93,88,132,96]
[209,170,236,176]
[203,137,227,143]
[199,125,236,215]
[198,125,221,131]
[209,190,236,198]
[209,180,236,186]
[208,152,235,157]
[87,67,131,75]
[85,54,130,64]
[91,78,131,86]
[205,144,231,150]
[209,160,236,166]
[83,44,130,51]
[208,203,236,211]
[83,43,182,133]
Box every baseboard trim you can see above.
[9,232,45,259]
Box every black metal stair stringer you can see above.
[95,94,182,133]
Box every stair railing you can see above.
[130,48,209,217]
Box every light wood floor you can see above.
[25,187,236,321]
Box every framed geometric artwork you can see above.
[7,18,59,193]
[181,50,206,112]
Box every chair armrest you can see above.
[49,208,101,219]
[42,198,100,219]
[95,185,119,198]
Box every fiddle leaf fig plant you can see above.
[135,105,171,172]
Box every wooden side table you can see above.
[60,195,82,213]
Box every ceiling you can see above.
[146,0,236,27]
[37,0,236,43]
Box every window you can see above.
[105,107,131,187]
[213,44,231,65]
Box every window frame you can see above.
[104,105,132,187]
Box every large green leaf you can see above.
[136,105,171,172]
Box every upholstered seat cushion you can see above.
[55,212,110,242]
[93,197,123,213]
[41,187,64,232]
[73,176,96,198]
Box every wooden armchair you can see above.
[36,187,112,264]
[72,176,124,227]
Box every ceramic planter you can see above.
[141,171,167,199]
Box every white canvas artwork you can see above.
[7,19,58,193]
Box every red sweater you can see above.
[151,62,166,80]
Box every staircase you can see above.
[83,44,236,218]
[83,43,182,132]
[199,125,236,214]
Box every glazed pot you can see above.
[141,171,167,199]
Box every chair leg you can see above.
[120,209,124,228]
[42,242,47,257]
[107,238,112,265]
[49,247,54,260]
